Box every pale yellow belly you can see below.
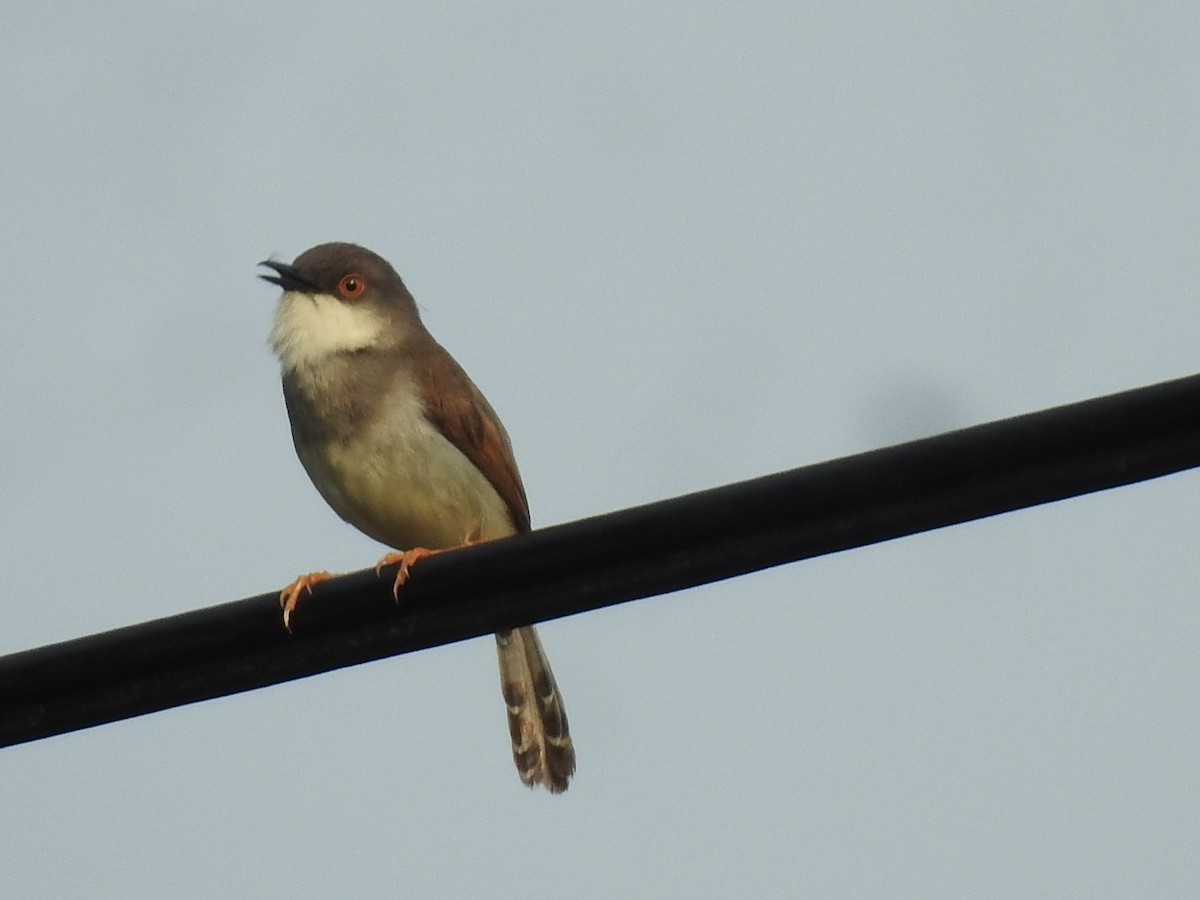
[297,406,517,551]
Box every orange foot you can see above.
[374,549,447,600]
[279,570,335,631]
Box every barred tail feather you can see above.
[495,626,575,793]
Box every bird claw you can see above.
[278,570,334,631]
[375,548,444,601]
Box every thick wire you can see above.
[2,373,1199,747]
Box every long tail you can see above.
[495,626,575,793]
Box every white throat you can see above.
[270,290,386,371]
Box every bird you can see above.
[259,242,575,793]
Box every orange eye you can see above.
[338,274,366,299]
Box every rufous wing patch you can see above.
[413,339,531,533]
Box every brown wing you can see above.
[413,339,531,534]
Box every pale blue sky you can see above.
[2,4,1198,898]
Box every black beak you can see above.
[258,259,318,292]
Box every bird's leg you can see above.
[374,549,446,600]
[375,528,485,601]
[278,570,335,631]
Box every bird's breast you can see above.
[284,362,517,550]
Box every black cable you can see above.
[2,372,1199,748]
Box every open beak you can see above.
[257,259,318,292]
